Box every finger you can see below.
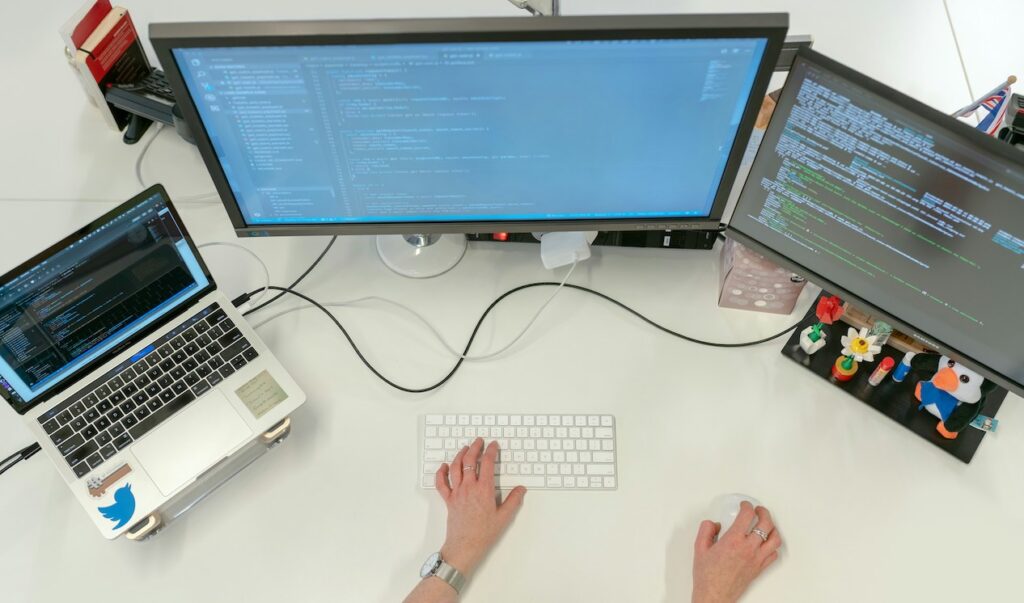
[450,446,468,489]
[760,529,782,559]
[725,501,756,540]
[694,520,721,554]
[435,464,452,501]
[478,441,499,489]
[759,551,779,571]
[497,486,527,524]
[461,438,485,484]
[749,506,776,545]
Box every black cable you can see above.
[243,236,337,317]
[0,442,41,477]
[250,282,801,393]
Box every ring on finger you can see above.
[750,528,770,543]
[462,464,476,473]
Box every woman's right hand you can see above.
[692,502,782,603]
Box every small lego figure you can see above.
[799,295,845,354]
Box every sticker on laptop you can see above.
[87,463,133,498]
[98,483,136,530]
[236,370,287,419]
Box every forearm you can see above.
[403,577,459,603]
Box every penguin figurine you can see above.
[910,354,996,439]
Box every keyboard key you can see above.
[195,321,210,334]
[57,410,74,425]
[107,376,123,390]
[243,347,259,361]
[109,391,125,405]
[172,381,188,395]
[221,318,235,330]
[87,453,104,469]
[157,375,173,389]
[65,440,98,467]
[134,374,151,389]
[207,371,223,386]
[231,355,247,370]
[50,425,75,447]
[42,418,60,434]
[134,406,150,421]
[160,358,176,372]
[220,364,236,379]
[208,326,223,341]
[96,431,113,446]
[184,372,200,386]
[84,408,100,423]
[182,328,198,342]
[220,338,250,363]
[132,392,149,405]
[207,309,227,325]
[158,344,174,358]
[170,336,186,350]
[70,417,87,432]
[184,343,199,356]
[108,408,124,422]
[122,414,138,428]
[183,358,198,372]
[170,367,186,380]
[121,367,136,381]
[129,390,197,440]
[119,400,136,414]
[191,380,211,397]
[146,366,163,381]
[73,462,90,478]
[208,342,223,355]
[208,356,224,369]
[94,416,111,432]
[70,402,86,416]
[197,364,212,378]
[82,425,98,440]
[109,422,125,437]
[160,389,176,403]
[172,351,188,364]
[95,386,111,399]
[83,393,99,407]
[96,400,113,413]
[113,433,133,450]
[99,444,117,460]
[147,399,163,412]
[145,383,161,397]
[195,350,211,363]
[218,329,244,348]
[122,383,138,397]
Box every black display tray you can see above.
[780,297,1006,463]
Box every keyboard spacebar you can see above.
[129,391,197,440]
[493,475,546,489]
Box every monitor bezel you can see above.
[0,185,217,415]
[151,14,788,236]
[726,47,1024,399]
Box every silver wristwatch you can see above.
[420,551,466,594]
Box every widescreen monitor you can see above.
[152,14,787,237]
[728,48,1024,398]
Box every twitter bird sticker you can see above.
[98,483,136,530]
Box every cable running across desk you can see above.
[248,283,801,393]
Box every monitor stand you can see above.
[376,234,468,278]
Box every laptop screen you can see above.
[0,189,210,412]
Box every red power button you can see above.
[493,232,509,241]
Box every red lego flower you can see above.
[815,295,845,325]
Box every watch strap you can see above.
[432,560,466,593]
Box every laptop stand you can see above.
[122,417,293,541]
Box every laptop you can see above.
[0,185,306,539]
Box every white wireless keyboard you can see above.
[420,414,618,491]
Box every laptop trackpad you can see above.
[133,390,254,496]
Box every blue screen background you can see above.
[174,38,766,225]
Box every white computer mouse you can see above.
[710,493,761,539]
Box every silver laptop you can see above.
[0,185,305,539]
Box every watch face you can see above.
[420,552,442,578]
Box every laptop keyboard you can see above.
[36,303,259,478]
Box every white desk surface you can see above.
[2,1,1023,602]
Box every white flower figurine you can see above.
[840,327,882,362]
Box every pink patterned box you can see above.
[718,239,807,314]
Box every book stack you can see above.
[60,0,151,130]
